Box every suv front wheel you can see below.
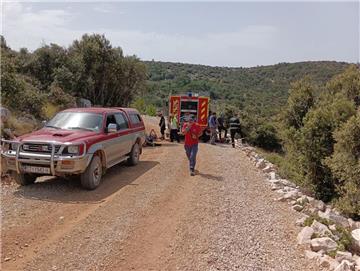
[127,143,140,166]
[13,173,37,186]
[81,155,102,190]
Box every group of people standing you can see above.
[208,111,242,148]
[159,113,180,143]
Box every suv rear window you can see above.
[129,114,142,124]
[115,113,129,130]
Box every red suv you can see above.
[1,107,146,189]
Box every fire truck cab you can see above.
[169,92,210,140]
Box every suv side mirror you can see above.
[107,123,117,133]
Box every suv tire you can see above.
[13,173,37,186]
[127,143,140,166]
[81,155,102,190]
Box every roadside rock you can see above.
[335,251,353,263]
[255,159,266,169]
[313,200,326,212]
[329,212,350,228]
[269,172,276,180]
[296,215,309,227]
[292,204,304,212]
[302,206,318,216]
[283,190,300,201]
[318,208,332,220]
[297,226,314,245]
[351,229,360,253]
[262,165,274,173]
[319,254,339,270]
[311,237,337,252]
[305,250,322,260]
[330,224,337,231]
[334,260,355,271]
[296,195,309,206]
[353,255,360,266]
[311,220,334,238]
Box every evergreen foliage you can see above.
[1,34,146,118]
[281,65,360,218]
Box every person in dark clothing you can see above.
[169,114,180,143]
[229,116,242,148]
[158,113,166,140]
[217,115,227,141]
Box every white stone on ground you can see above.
[297,227,314,245]
[310,237,337,252]
[311,220,334,238]
[334,260,355,271]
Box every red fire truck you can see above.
[169,92,210,139]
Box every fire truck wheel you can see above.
[127,143,140,166]
[13,173,37,186]
[81,155,102,190]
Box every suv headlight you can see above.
[62,144,84,155]
[10,143,19,151]
[67,145,79,154]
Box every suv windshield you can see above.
[45,112,103,132]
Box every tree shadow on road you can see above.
[13,160,159,204]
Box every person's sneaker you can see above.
[190,169,195,176]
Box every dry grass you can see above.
[8,116,36,136]
[42,102,60,119]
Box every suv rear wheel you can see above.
[81,155,102,190]
[13,173,37,186]
[127,143,140,166]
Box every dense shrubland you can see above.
[280,65,360,218]
[1,34,146,121]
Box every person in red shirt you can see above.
[181,114,203,176]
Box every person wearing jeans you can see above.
[209,112,218,145]
[182,114,202,176]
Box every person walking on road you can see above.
[229,115,242,148]
[182,114,202,176]
[209,112,217,145]
[169,114,180,143]
[158,112,166,140]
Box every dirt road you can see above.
[1,132,318,270]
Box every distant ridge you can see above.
[143,60,351,116]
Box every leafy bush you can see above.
[131,98,146,114]
[249,123,281,151]
[279,67,360,218]
[299,93,355,200]
[48,84,76,109]
[327,65,360,106]
[326,112,360,218]
[145,104,157,116]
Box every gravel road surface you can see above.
[1,121,318,270]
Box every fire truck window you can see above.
[115,113,129,130]
[181,101,197,110]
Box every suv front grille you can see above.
[21,143,61,154]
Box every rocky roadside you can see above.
[235,139,360,271]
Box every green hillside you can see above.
[144,60,350,117]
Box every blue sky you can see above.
[2,1,359,67]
